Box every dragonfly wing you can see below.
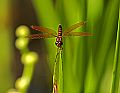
[63,21,86,35]
[27,34,54,39]
[63,32,94,37]
[31,25,57,37]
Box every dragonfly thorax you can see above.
[55,36,63,47]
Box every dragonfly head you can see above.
[58,24,62,28]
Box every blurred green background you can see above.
[0,0,119,93]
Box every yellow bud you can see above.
[15,38,29,50]
[21,52,38,65]
[15,78,29,90]
[16,25,30,37]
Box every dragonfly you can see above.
[27,22,93,93]
[28,22,93,48]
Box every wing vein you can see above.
[63,21,86,35]
[31,25,57,36]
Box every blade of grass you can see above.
[94,0,119,92]
[32,0,59,27]
[99,44,115,93]
[74,1,87,93]
[110,8,120,93]
[62,0,87,93]
[53,48,63,93]
[0,0,13,92]
[0,28,13,93]
[59,49,63,93]
[85,0,104,92]
[95,0,119,74]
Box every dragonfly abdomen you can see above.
[58,24,62,36]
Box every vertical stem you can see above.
[59,49,63,93]
[53,48,63,93]
[0,0,13,93]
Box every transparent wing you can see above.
[63,21,86,35]
[27,34,55,39]
[63,32,94,37]
[31,25,57,37]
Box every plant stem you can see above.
[53,48,63,93]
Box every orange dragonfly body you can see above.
[28,22,93,48]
